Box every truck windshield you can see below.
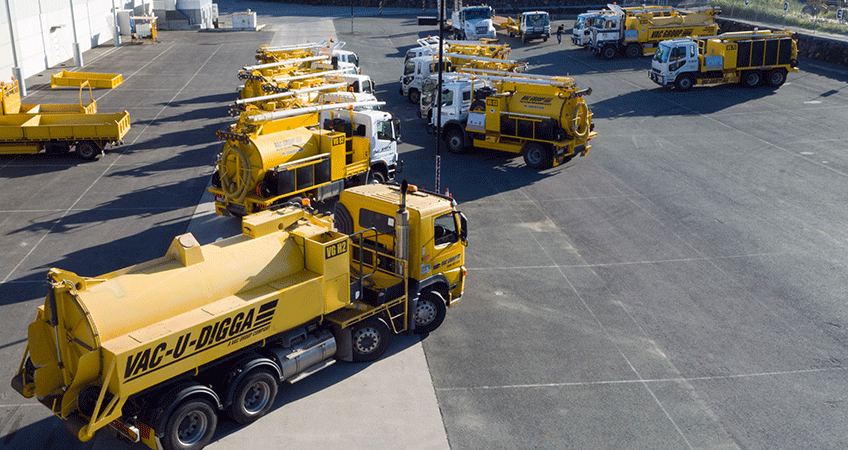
[465,7,491,21]
[575,15,588,30]
[422,79,438,105]
[525,14,549,27]
[653,44,671,63]
[404,60,416,75]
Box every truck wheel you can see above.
[445,128,467,154]
[522,35,527,43]
[415,291,447,334]
[674,74,694,92]
[625,43,641,59]
[742,71,761,88]
[408,89,420,105]
[367,169,386,184]
[76,141,101,160]
[766,68,787,87]
[470,99,486,112]
[162,399,217,450]
[601,45,617,60]
[543,36,548,42]
[350,318,391,363]
[229,370,278,425]
[523,143,551,169]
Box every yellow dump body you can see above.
[0,111,130,154]
[51,70,123,89]
[12,207,352,442]
[2,79,97,115]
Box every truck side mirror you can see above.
[394,119,402,143]
[457,211,468,245]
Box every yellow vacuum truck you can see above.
[649,29,799,90]
[11,181,467,450]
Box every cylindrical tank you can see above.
[65,230,305,346]
[501,84,593,139]
[218,113,321,202]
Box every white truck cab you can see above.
[452,5,496,40]
[319,108,402,183]
[399,56,451,104]
[650,40,700,88]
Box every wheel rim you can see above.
[353,327,380,354]
[770,72,784,85]
[526,148,543,165]
[416,299,437,326]
[680,78,691,90]
[448,134,462,151]
[746,73,759,86]
[242,381,271,414]
[177,410,208,445]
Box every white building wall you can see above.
[0,0,117,90]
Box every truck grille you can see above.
[476,26,487,34]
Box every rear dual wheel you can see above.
[163,399,217,450]
[76,141,101,160]
[229,370,278,425]
[523,142,552,170]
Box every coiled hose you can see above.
[571,102,590,141]
[219,143,253,203]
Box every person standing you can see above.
[556,24,564,44]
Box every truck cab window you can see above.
[376,120,392,141]
[434,213,458,246]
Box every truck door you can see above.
[424,212,465,297]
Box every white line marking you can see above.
[437,366,845,391]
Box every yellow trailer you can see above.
[0,110,130,159]
[51,70,123,89]
[2,79,96,115]
[11,182,468,450]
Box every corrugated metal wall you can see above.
[0,0,143,88]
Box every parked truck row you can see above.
[214,41,402,217]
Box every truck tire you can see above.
[543,36,548,42]
[408,89,420,105]
[766,68,787,87]
[601,45,617,60]
[76,141,100,160]
[470,99,486,112]
[742,71,761,88]
[367,169,387,184]
[445,128,467,154]
[674,73,695,92]
[162,399,217,450]
[415,290,447,334]
[625,43,641,59]
[228,370,278,425]
[350,318,391,362]
[522,35,527,43]
[522,142,551,169]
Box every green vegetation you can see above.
[710,0,848,36]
